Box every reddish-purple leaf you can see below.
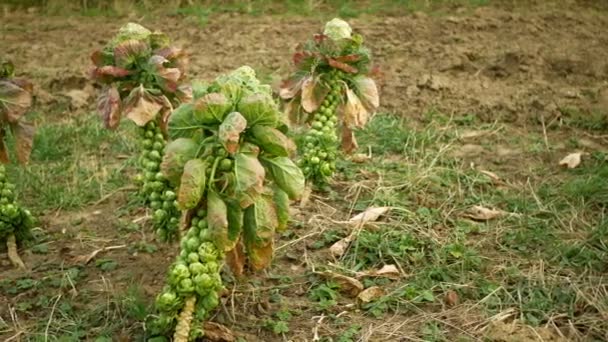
[10,120,35,164]
[148,55,181,93]
[114,40,150,68]
[219,112,247,155]
[279,75,306,100]
[334,54,361,63]
[97,86,121,129]
[90,66,131,84]
[328,58,358,73]
[90,50,104,67]
[154,47,189,76]
[0,80,33,123]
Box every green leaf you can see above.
[113,39,150,69]
[226,199,243,246]
[177,159,206,210]
[219,112,247,155]
[249,125,295,157]
[167,103,202,140]
[193,92,232,124]
[261,157,305,200]
[273,186,290,232]
[236,92,279,127]
[207,190,230,251]
[234,151,265,208]
[243,194,278,270]
[160,138,199,187]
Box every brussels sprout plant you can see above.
[0,60,37,269]
[146,67,305,341]
[90,23,191,241]
[280,18,380,186]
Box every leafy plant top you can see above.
[90,23,190,131]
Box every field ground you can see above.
[1,0,608,341]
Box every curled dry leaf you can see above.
[480,170,501,183]
[343,87,369,128]
[464,205,506,221]
[124,86,165,127]
[348,206,391,225]
[360,264,400,279]
[350,153,370,163]
[203,322,236,342]
[97,86,121,129]
[444,290,459,307]
[225,240,246,277]
[321,271,364,297]
[341,126,358,154]
[329,237,351,258]
[559,152,583,169]
[301,76,328,113]
[357,286,384,303]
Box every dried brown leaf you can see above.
[225,240,246,277]
[202,322,236,342]
[357,286,384,303]
[341,126,358,154]
[343,87,369,128]
[11,120,35,164]
[321,271,364,297]
[559,152,584,169]
[329,237,351,258]
[348,206,391,225]
[360,264,400,279]
[445,290,459,307]
[464,205,506,221]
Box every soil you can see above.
[1,1,607,341]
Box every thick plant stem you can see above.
[7,233,25,270]
[174,296,196,342]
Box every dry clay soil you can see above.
[1,1,608,341]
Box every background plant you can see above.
[280,18,379,186]
[146,66,305,341]
[90,22,190,241]
[0,60,36,269]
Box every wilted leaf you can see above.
[0,131,9,164]
[464,205,506,221]
[0,80,33,122]
[90,65,131,83]
[261,156,305,200]
[321,271,364,297]
[480,170,501,183]
[279,74,307,99]
[208,190,231,251]
[234,151,265,208]
[219,112,247,154]
[357,286,384,303]
[559,152,583,169]
[155,46,188,75]
[352,76,379,112]
[243,194,278,270]
[341,126,358,154]
[123,85,165,127]
[348,207,391,225]
[177,159,206,210]
[225,240,246,277]
[301,76,329,113]
[11,121,35,164]
[97,86,121,129]
[343,86,369,128]
[114,40,150,68]
[148,55,181,93]
[350,153,370,163]
[168,103,202,139]
[161,138,199,186]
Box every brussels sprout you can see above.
[199,228,212,242]
[186,236,200,252]
[218,158,233,171]
[193,273,214,291]
[156,290,180,311]
[154,209,167,221]
[310,157,320,164]
[149,150,162,161]
[198,242,219,262]
[150,191,161,201]
[189,262,206,275]
[151,201,162,210]
[177,278,195,294]
[162,200,173,211]
[196,209,207,218]
[170,263,190,283]
[201,291,220,311]
[145,130,155,139]
[152,141,164,151]
[187,252,200,264]
[191,217,200,227]
[142,139,153,148]
[164,190,176,201]
[323,18,352,41]
[206,261,220,273]
[197,219,208,230]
